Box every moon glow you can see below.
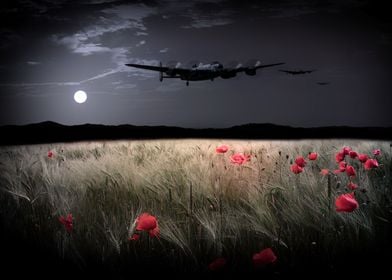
[74,90,87,104]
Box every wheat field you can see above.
[0,139,391,277]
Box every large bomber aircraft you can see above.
[125,60,284,86]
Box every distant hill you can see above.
[0,122,391,145]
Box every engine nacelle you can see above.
[245,68,256,76]
[220,72,237,79]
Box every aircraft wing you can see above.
[278,69,316,74]
[125,63,194,76]
[254,62,285,70]
[125,63,170,72]
[233,62,285,73]
[278,69,293,74]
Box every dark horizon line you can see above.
[1,121,392,146]
[1,120,392,130]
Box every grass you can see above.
[0,139,391,277]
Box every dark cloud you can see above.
[26,61,41,65]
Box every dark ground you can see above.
[1,210,392,280]
[1,121,392,146]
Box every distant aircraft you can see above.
[279,69,316,75]
[125,61,285,86]
[317,82,330,85]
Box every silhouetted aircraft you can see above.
[279,69,315,75]
[125,61,284,86]
[317,82,330,85]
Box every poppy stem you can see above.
[276,225,282,248]
[279,151,282,183]
[189,183,193,216]
[219,194,223,254]
[327,174,331,216]
[188,183,193,247]
[147,233,151,255]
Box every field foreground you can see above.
[0,139,391,279]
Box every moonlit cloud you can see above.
[265,6,318,18]
[102,4,157,23]
[114,83,137,90]
[136,31,148,36]
[51,3,158,85]
[53,3,156,58]
[181,9,234,29]
[136,40,146,47]
[0,29,21,49]
[0,81,80,87]
[72,43,112,56]
[27,61,41,65]
[83,0,122,4]
[182,18,233,29]
[53,19,134,56]
[80,68,122,83]
[0,56,160,92]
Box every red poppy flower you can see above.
[208,258,227,271]
[358,154,368,163]
[136,213,157,231]
[349,151,358,159]
[320,169,329,176]
[230,153,251,165]
[335,193,359,212]
[345,165,356,177]
[216,145,229,154]
[295,156,307,167]
[59,213,73,233]
[128,233,140,241]
[347,182,358,190]
[290,164,303,174]
[373,149,381,156]
[338,161,347,172]
[135,213,159,238]
[333,169,341,174]
[364,159,379,170]
[149,226,160,238]
[335,152,345,163]
[342,146,351,156]
[308,152,318,161]
[253,248,277,268]
[48,151,54,158]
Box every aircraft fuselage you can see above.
[179,70,221,81]
[170,63,223,81]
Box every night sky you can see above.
[0,0,391,128]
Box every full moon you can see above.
[74,90,87,104]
